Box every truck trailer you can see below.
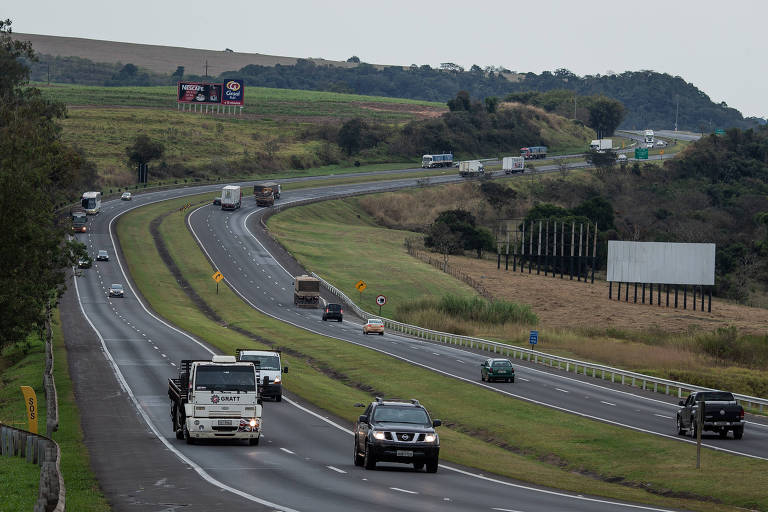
[221,185,242,210]
[253,182,281,207]
[520,146,547,160]
[458,160,485,177]
[168,355,262,445]
[422,153,453,168]
[644,130,655,147]
[502,156,525,174]
[293,275,320,308]
[590,139,613,152]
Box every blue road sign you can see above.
[529,330,538,345]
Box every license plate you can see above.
[396,450,413,457]
[713,421,730,426]
[218,420,232,426]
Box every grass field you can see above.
[111,192,768,511]
[0,313,109,511]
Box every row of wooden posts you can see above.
[496,220,598,282]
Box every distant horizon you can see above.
[10,1,768,118]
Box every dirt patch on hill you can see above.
[447,255,768,335]
[354,101,445,120]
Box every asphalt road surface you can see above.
[61,167,758,511]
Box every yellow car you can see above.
[363,319,385,336]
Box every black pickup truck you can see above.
[676,391,745,439]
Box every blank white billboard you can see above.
[606,241,715,285]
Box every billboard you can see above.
[606,241,715,285]
[177,82,223,103]
[222,79,245,105]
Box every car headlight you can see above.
[424,434,437,443]
[249,418,258,428]
[273,376,281,384]
[372,431,386,440]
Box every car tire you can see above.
[511,376,515,383]
[339,317,343,322]
[275,394,282,402]
[676,416,685,435]
[379,332,384,336]
[734,426,744,440]
[364,444,376,470]
[413,462,424,471]
[353,441,364,467]
[323,316,327,321]
[363,330,367,335]
[426,458,438,473]
[690,422,698,439]
[249,436,259,446]
[481,373,485,382]
[718,429,728,439]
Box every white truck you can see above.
[221,185,242,210]
[590,139,613,152]
[237,349,288,402]
[644,129,655,147]
[502,156,525,174]
[458,160,484,177]
[168,355,262,445]
[81,191,102,215]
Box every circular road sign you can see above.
[376,295,387,306]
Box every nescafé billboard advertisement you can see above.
[222,79,245,105]
[177,82,223,103]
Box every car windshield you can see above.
[111,284,122,290]
[373,406,429,424]
[368,319,383,325]
[239,355,280,370]
[327,304,341,311]
[492,360,512,367]
[195,365,256,392]
[99,251,107,256]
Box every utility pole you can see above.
[204,60,209,78]
[675,95,679,132]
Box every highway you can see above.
[66,159,761,511]
[64,181,688,512]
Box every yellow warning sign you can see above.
[20,386,37,434]
[355,280,367,292]
[212,271,224,283]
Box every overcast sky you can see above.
[10,0,767,117]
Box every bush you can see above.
[396,294,537,327]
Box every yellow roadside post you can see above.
[20,386,37,434]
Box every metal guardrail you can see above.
[312,273,768,414]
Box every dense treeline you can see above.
[24,50,762,132]
[0,21,92,348]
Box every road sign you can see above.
[634,148,649,160]
[529,330,538,345]
[355,280,367,292]
[715,128,725,135]
[211,271,224,283]
[376,295,387,306]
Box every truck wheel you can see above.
[481,373,485,382]
[184,425,195,445]
[426,458,439,473]
[413,462,424,471]
[718,429,728,439]
[275,394,282,402]
[364,444,376,470]
[249,436,260,446]
[676,416,685,436]
[734,426,744,440]
[690,422,698,439]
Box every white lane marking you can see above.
[555,388,569,393]
[492,508,525,512]
[72,278,299,512]
[390,487,418,495]
[326,466,346,474]
[518,378,529,382]
[654,414,672,419]
[456,359,465,364]
[601,401,616,406]
[280,448,295,455]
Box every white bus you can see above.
[644,130,655,147]
[81,191,102,215]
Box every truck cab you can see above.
[676,391,745,439]
[168,355,262,445]
[293,275,320,308]
[237,349,288,402]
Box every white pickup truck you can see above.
[168,355,262,445]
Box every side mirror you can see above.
[678,400,685,406]
[358,415,368,423]
[480,363,485,367]
[283,366,289,374]
[432,419,442,427]
[257,398,263,405]
[353,403,365,408]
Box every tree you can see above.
[480,181,516,215]
[587,97,626,137]
[126,134,165,167]
[571,197,615,230]
[172,66,184,79]
[338,118,367,155]
[0,20,90,348]
[484,96,499,114]
[346,56,360,63]
[584,149,617,175]
[425,222,461,270]
[447,90,471,112]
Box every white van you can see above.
[236,349,288,401]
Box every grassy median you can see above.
[111,192,768,511]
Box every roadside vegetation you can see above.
[113,190,768,512]
[0,314,110,511]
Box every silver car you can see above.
[96,250,109,261]
[108,284,124,298]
